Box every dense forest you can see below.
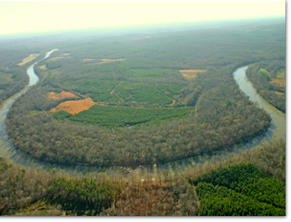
[0,51,28,104]
[0,139,285,216]
[247,60,285,112]
[5,19,284,167]
[191,163,285,215]
[0,18,286,216]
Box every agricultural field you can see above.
[179,69,207,81]
[17,53,39,66]
[83,58,126,64]
[50,98,96,115]
[50,66,188,107]
[41,59,191,127]
[48,91,77,100]
[54,105,193,128]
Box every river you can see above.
[0,61,286,174]
[0,49,58,166]
[233,66,285,140]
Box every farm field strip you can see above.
[64,104,194,128]
[179,69,207,81]
[48,91,77,100]
[17,54,40,66]
[50,97,96,114]
[83,58,125,64]
[271,78,285,87]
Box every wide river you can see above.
[0,58,286,173]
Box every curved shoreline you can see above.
[0,62,285,174]
[0,49,58,167]
[233,66,285,141]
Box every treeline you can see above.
[247,60,285,112]
[0,140,285,216]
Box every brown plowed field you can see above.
[271,78,285,88]
[83,58,96,62]
[179,69,207,80]
[50,98,95,115]
[83,58,125,64]
[275,91,284,96]
[48,91,77,100]
[17,54,40,66]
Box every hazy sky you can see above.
[0,0,285,36]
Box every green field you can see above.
[58,67,187,106]
[53,105,193,128]
[62,79,120,103]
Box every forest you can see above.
[0,54,28,104]
[0,139,285,216]
[247,60,285,112]
[0,18,286,216]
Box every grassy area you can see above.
[115,81,173,105]
[53,105,193,128]
[62,79,120,103]
[59,67,187,106]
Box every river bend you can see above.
[0,49,58,165]
[0,62,286,173]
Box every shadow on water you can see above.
[0,62,286,176]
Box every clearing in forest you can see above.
[39,64,47,70]
[48,56,65,61]
[179,69,207,80]
[48,91,77,100]
[50,97,96,115]
[97,58,125,64]
[83,58,125,64]
[17,54,40,66]
[275,91,284,96]
[271,78,285,87]
[83,58,96,62]
[48,53,69,61]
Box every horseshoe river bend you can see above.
[0,54,286,174]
